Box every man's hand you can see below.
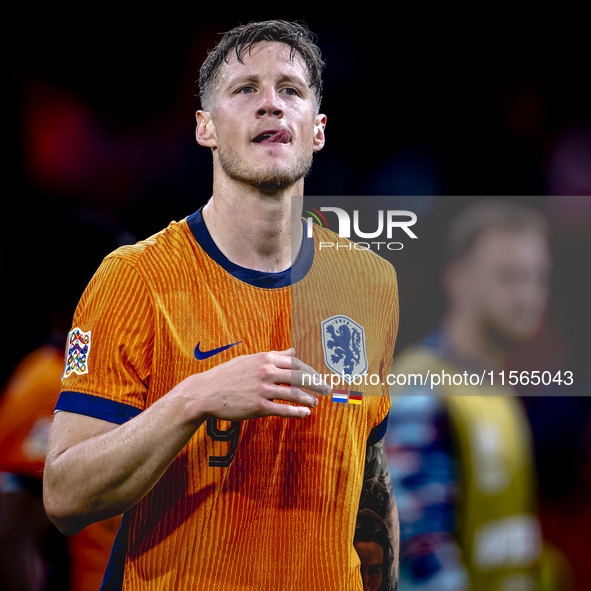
[180,348,331,422]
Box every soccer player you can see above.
[43,20,400,590]
[386,200,563,590]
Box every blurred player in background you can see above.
[0,347,122,590]
[386,199,570,590]
[0,210,128,590]
[42,20,399,590]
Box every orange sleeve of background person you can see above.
[0,346,63,478]
[0,345,121,591]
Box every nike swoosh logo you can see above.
[194,341,241,360]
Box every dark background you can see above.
[2,5,590,586]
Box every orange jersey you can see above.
[0,345,121,591]
[57,209,399,590]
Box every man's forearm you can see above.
[43,377,205,535]
[44,350,326,536]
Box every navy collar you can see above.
[187,207,314,288]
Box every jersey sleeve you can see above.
[367,411,389,445]
[367,264,398,443]
[56,255,154,423]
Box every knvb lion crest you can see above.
[321,315,368,383]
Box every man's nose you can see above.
[362,571,370,591]
[256,87,284,119]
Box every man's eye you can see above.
[368,566,383,577]
[284,88,297,95]
[239,86,254,94]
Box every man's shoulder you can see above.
[313,225,397,285]
[103,217,192,273]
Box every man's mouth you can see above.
[252,130,292,144]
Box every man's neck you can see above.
[440,310,506,371]
[202,180,304,274]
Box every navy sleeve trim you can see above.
[367,411,389,446]
[55,391,143,424]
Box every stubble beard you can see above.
[217,142,313,192]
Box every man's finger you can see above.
[262,399,312,419]
[271,366,330,396]
[264,387,319,410]
[289,357,331,395]
[270,347,295,357]
[290,369,331,395]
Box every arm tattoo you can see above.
[359,438,399,591]
[360,439,393,522]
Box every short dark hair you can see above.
[445,199,549,266]
[199,20,325,112]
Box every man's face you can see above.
[198,41,326,191]
[354,540,384,591]
[455,228,552,341]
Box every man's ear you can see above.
[196,111,217,148]
[443,261,473,306]
[313,114,327,152]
